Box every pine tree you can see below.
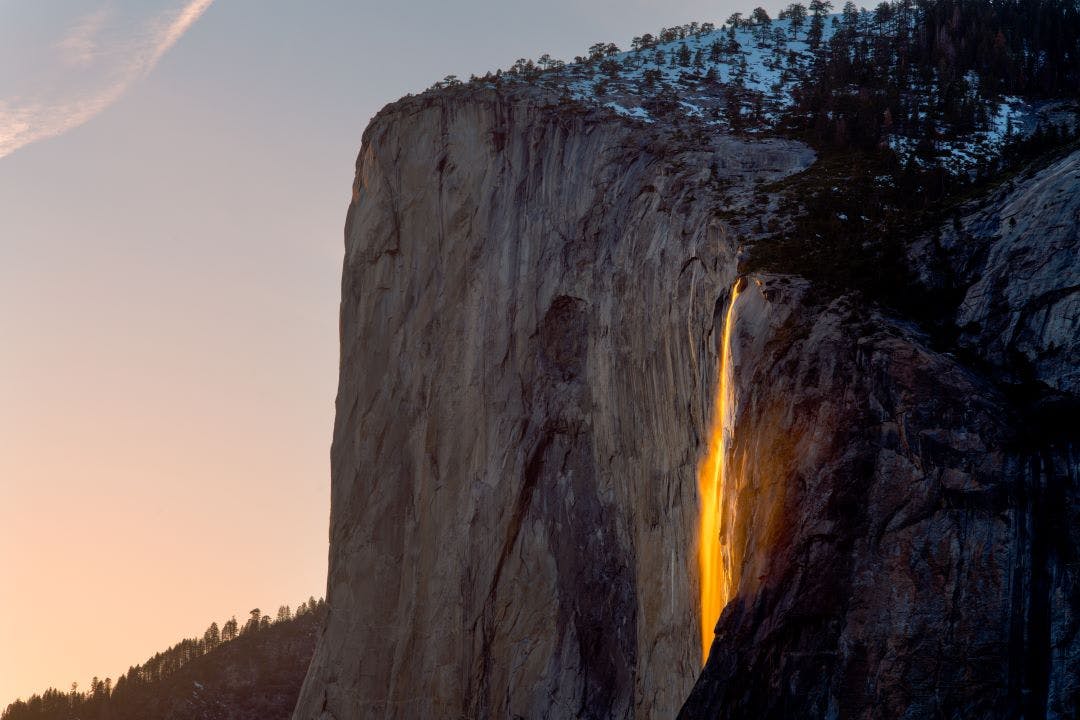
[677,43,692,67]
[222,616,238,641]
[244,608,262,635]
[709,40,723,62]
[807,0,833,49]
[784,2,809,38]
[203,621,221,650]
[751,7,773,45]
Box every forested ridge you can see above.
[435,0,1079,157]
[790,0,1080,148]
[419,0,1080,312]
[2,599,326,720]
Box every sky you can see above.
[0,0,781,705]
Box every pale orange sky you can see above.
[0,1,341,702]
[0,0,775,705]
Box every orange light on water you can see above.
[697,281,741,665]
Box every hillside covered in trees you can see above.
[2,599,326,720]
[425,0,1078,312]
[428,0,1078,204]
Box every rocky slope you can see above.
[294,81,1078,719]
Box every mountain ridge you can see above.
[3,600,326,720]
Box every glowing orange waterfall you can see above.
[697,280,741,665]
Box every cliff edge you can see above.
[294,81,1079,718]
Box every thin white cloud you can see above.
[148,0,215,67]
[56,6,112,68]
[0,0,214,160]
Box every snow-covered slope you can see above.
[560,18,830,129]
[464,13,1062,177]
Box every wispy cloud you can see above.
[148,0,215,66]
[56,6,112,68]
[0,0,215,160]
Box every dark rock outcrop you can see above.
[911,149,1080,399]
[678,276,1079,719]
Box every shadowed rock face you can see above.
[291,87,812,720]
[679,277,1079,719]
[294,84,1079,719]
[911,149,1080,399]
[682,153,1080,720]
[681,152,1080,719]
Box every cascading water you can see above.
[697,280,742,665]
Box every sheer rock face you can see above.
[294,84,1079,720]
[679,276,1079,719]
[291,87,813,720]
[911,149,1080,397]
[682,153,1080,719]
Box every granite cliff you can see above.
[292,81,1078,718]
